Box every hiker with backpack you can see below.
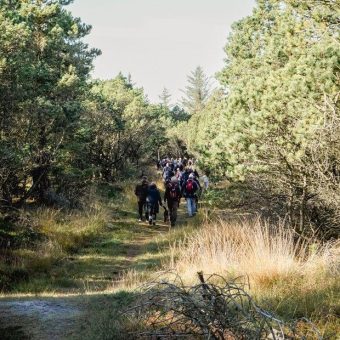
[183,173,199,217]
[180,167,191,192]
[134,176,149,222]
[146,182,163,225]
[163,163,174,187]
[164,176,181,227]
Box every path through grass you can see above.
[0,176,196,339]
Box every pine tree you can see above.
[181,66,210,114]
[185,0,339,235]
[0,0,100,205]
[159,87,172,108]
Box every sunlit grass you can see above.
[167,218,339,337]
[1,177,338,338]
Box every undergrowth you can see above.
[0,187,111,293]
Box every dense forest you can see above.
[0,0,339,339]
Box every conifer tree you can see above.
[0,0,100,205]
[185,0,339,235]
[159,87,172,108]
[181,66,210,114]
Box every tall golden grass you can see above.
[9,197,111,283]
[169,218,338,286]
[32,198,110,253]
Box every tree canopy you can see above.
[179,0,339,236]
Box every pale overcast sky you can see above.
[68,0,255,104]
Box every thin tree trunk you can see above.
[299,177,307,234]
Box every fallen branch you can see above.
[124,272,322,339]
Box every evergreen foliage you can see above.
[181,0,339,237]
[159,87,172,108]
[0,1,167,207]
[181,66,211,114]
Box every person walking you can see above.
[134,176,149,221]
[146,182,163,225]
[202,173,209,190]
[180,167,191,192]
[183,173,199,217]
[162,163,174,187]
[164,176,181,227]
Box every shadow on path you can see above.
[0,173,194,339]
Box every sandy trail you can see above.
[0,297,84,339]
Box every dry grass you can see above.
[31,199,110,253]
[166,218,339,336]
[0,194,111,293]
[169,219,338,286]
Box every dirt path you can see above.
[0,297,84,339]
[0,185,191,339]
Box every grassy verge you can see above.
[0,187,111,293]
[1,177,337,338]
[0,175,200,295]
[166,218,339,336]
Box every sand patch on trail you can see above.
[0,298,84,339]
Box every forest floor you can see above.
[0,174,196,339]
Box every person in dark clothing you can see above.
[193,168,200,179]
[163,163,175,187]
[183,173,199,217]
[134,177,149,221]
[180,167,191,193]
[164,176,181,227]
[146,182,163,225]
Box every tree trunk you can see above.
[299,177,307,234]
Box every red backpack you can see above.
[169,183,180,200]
[186,179,194,193]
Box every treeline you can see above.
[0,0,183,209]
[1,0,339,239]
[175,0,340,238]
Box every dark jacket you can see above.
[183,179,198,198]
[135,182,149,202]
[180,170,191,191]
[163,167,174,180]
[146,187,162,213]
[164,182,181,203]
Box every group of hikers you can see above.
[134,157,209,227]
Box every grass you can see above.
[166,218,340,338]
[0,192,112,293]
[1,177,338,338]
[0,173,198,295]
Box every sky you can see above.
[68,0,256,104]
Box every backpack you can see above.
[186,179,194,193]
[169,183,180,200]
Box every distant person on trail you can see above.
[192,167,200,179]
[161,158,167,168]
[183,173,199,217]
[163,163,174,186]
[146,182,163,225]
[175,167,182,180]
[202,174,210,190]
[180,167,191,192]
[134,176,149,222]
[164,176,181,227]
